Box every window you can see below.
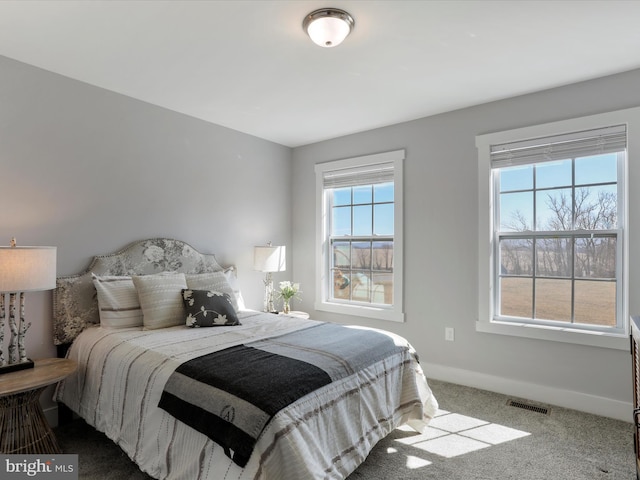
[315,150,404,322]
[477,110,633,349]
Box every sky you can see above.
[332,182,394,237]
[498,153,618,231]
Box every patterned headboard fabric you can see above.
[53,238,223,345]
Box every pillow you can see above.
[132,272,188,330]
[92,274,143,329]
[182,289,240,327]
[186,269,244,311]
[222,267,246,311]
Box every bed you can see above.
[52,238,438,480]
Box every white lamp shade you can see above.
[307,17,351,47]
[253,245,286,273]
[0,246,57,292]
[303,9,354,48]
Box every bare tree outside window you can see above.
[329,183,394,306]
[498,158,618,327]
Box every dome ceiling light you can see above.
[303,8,354,48]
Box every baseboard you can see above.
[425,363,632,423]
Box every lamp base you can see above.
[0,359,35,375]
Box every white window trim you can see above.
[477,108,637,350]
[315,149,405,322]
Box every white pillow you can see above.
[223,267,246,311]
[186,268,245,311]
[132,272,188,330]
[92,274,143,329]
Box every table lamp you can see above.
[0,238,57,373]
[253,243,285,313]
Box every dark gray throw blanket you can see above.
[158,322,405,467]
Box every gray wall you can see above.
[292,69,640,420]
[4,51,639,423]
[0,55,292,416]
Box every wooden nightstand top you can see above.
[0,358,77,397]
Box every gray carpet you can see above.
[53,379,636,479]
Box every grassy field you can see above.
[500,277,616,326]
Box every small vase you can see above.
[283,300,290,314]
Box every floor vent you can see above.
[507,399,550,415]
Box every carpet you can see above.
[53,379,635,479]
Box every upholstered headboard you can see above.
[53,238,224,346]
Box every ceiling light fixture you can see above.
[303,8,354,48]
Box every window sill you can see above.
[315,301,404,323]
[476,319,628,350]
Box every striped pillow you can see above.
[92,274,143,329]
[185,271,236,310]
[132,272,188,330]
[186,268,245,311]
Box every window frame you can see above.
[477,110,634,350]
[494,166,624,331]
[315,149,404,322]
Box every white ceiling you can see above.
[1,1,639,147]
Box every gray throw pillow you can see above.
[182,289,240,327]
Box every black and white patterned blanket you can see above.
[158,322,405,467]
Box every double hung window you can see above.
[477,113,630,348]
[315,150,404,322]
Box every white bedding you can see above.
[55,310,438,480]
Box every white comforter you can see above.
[55,311,438,480]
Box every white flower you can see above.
[278,281,301,301]
[214,314,227,324]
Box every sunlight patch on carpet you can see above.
[405,455,432,469]
[394,408,530,459]
[416,433,490,458]
[428,413,488,432]
[460,422,530,445]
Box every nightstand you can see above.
[0,357,77,454]
[279,311,310,319]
